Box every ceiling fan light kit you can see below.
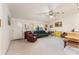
[50,15,54,18]
[38,4,64,19]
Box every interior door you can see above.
[12,21,23,40]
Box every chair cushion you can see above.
[54,31,62,37]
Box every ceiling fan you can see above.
[38,4,64,18]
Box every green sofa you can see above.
[34,30,49,38]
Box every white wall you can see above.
[0,3,12,54]
[11,18,44,40]
[73,13,79,31]
[11,18,23,40]
[48,13,77,32]
[12,11,79,40]
[0,3,3,55]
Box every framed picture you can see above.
[0,19,1,27]
[55,21,62,27]
[8,16,11,25]
[50,25,53,28]
[45,24,48,27]
[45,24,48,31]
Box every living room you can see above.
[1,3,79,55]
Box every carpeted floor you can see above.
[6,36,65,55]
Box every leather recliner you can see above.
[24,31,37,42]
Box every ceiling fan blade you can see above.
[56,12,64,14]
[53,11,64,14]
[38,12,49,15]
[47,4,52,10]
[47,3,60,11]
[62,12,64,14]
[55,12,60,14]
[37,10,50,14]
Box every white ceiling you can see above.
[8,3,78,22]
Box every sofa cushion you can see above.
[34,30,49,38]
[54,31,62,37]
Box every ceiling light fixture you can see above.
[50,15,53,18]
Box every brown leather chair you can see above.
[24,31,37,42]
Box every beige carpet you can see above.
[6,36,65,55]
